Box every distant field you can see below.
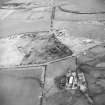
[0,0,105,39]
[0,0,11,7]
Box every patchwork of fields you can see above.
[0,0,105,105]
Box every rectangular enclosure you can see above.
[0,66,43,105]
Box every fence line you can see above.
[0,55,75,70]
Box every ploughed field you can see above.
[0,31,73,66]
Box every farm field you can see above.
[0,0,105,105]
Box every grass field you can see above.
[0,1,105,105]
[0,0,11,7]
[0,0,105,39]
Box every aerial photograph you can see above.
[0,0,105,105]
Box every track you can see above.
[58,6,105,14]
